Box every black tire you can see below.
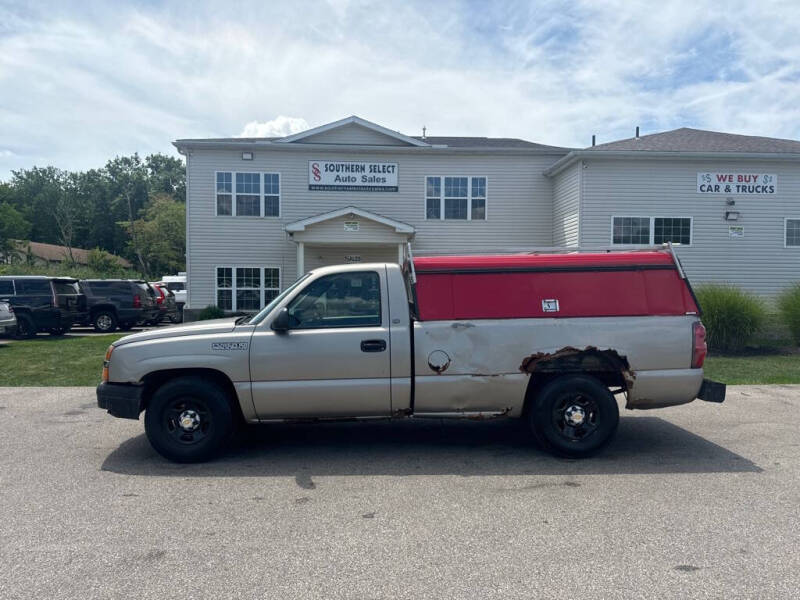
[529,374,619,458]
[93,310,118,333]
[144,377,234,463]
[14,313,36,339]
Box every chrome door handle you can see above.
[360,339,387,352]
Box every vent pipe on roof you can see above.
[422,126,426,140]
[635,126,640,139]
[591,134,596,146]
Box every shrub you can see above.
[778,283,800,345]
[197,305,226,321]
[695,284,766,353]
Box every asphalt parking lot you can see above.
[1,386,798,599]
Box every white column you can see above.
[397,243,404,264]
[296,242,304,278]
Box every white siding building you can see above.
[175,116,800,317]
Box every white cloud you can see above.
[1,0,799,178]
[238,116,310,138]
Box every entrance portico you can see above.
[285,206,415,275]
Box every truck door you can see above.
[249,268,391,418]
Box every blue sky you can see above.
[1,0,799,178]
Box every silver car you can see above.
[0,301,16,336]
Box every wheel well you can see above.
[520,347,632,415]
[140,368,246,425]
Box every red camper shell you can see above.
[412,251,699,321]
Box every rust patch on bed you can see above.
[519,346,635,387]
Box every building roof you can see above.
[174,115,573,153]
[12,240,132,268]
[411,136,571,151]
[545,127,800,176]
[176,135,571,152]
[588,127,800,154]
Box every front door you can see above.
[249,269,391,418]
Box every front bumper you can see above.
[96,382,145,419]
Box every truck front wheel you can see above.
[144,377,233,463]
[529,374,619,458]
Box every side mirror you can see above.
[271,307,290,332]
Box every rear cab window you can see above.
[0,280,14,296]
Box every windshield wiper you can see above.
[234,315,250,325]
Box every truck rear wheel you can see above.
[529,374,619,458]
[144,377,233,463]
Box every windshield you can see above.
[247,274,312,325]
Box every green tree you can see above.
[123,194,185,278]
[7,166,64,244]
[146,153,186,203]
[105,155,150,271]
[0,202,31,259]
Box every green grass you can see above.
[704,353,800,385]
[0,334,125,386]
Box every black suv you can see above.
[0,276,86,338]
[79,279,160,332]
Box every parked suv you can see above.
[161,273,186,316]
[150,282,180,324]
[0,276,86,338]
[80,279,160,333]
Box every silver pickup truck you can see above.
[97,250,725,462]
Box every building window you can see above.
[471,177,486,220]
[216,266,281,311]
[612,216,692,245]
[444,177,468,220]
[216,267,233,310]
[653,218,691,245]
[787,219,800,247]
[425,177,441,219]
[216,172,232,216]
[264,173,280,217]
[216,171,281,217]
[425,176,487,220]
[235,173,260,216]
[264,268,280,302]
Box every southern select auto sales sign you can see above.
[697,172,777,194]
[309,160,398,192]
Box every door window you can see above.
[16,279,51,294]
[0,280,14,295]
[287,271,381,329]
